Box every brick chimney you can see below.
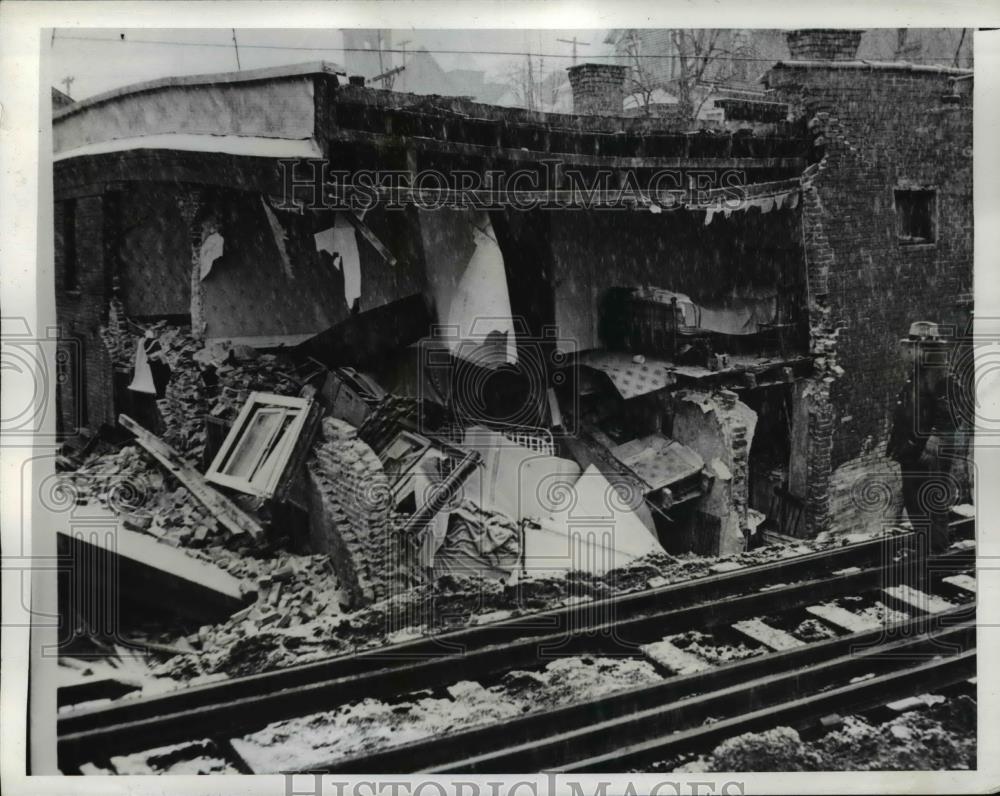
[785,29,864,61]
[567,63,628,116]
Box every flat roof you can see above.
[53,61,345,122]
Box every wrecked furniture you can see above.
[608,433,705,510]
[317,367,386,428]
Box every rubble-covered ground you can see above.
[62,427,908,691]
[231,655,663,772]
[660,694,976,772]
[62,320,910,692]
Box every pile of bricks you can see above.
[99,318,303,460]
[66,444,264,554]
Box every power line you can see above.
[50,33,972,65]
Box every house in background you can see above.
[341,29,506,102]
[604,28,973,121]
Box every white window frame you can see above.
[206,392,314,498]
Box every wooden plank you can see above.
[731,618,806,651]
[640,639,712,675]
[58,526,247,623]
[883,585,956,615]
[119,414,264,540]
[344,211,397,267]
[941,574,976,595]
[806,603,881,634]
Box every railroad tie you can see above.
[730,618,805,651]
[805,603,881,634]
[941,574,977,595]
[639,639,712,675]
[882,585,956,615]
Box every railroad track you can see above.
[58,527,976,774]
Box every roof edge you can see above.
[770,59,973,77]
[53,61,346,122]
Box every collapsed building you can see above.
[53,30,973,609]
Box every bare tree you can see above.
[620,30,756,122]
[622,31,658,117]
[670,29,754,121]
[503,56,544,111]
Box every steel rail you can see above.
[57,536,972,771]
[309,606,975,773]
[558,647,975,773]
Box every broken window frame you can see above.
[894,188,937,246]
[206,392,314,498]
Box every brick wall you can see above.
[305,417,394,607]
[55,194,116,434]
[786,30,863,62]
[768,62,973,534]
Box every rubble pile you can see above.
[66,445,262,554]
[64,417,905,685]
[669,693,977,771]
[66,312,918,689]
[100,320,304,460]
[153,554,351,679]
[162,331,302,460]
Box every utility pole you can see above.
[60,76,74,98]
[557,36,590,65]
[397,38,411,90]
[526,48,535,111]
[376,30,386,78]
[232,29,241,71]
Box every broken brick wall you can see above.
[193,192,353,344]
[305,417,394,607]
[768,64,973,535]
[672,389,757,555]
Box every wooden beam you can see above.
[119,413,264,540]
[343,211,398,267]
